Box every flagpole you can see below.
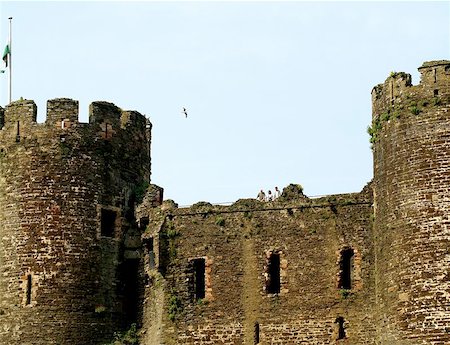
[8,17,12,104]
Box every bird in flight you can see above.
[182,107,188,118]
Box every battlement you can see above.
[2,98,148,127]
[138,183,372,221]
[46,98,79,125]
[4,99,38,124]
[0,98,150,144]
[371,60,450,120]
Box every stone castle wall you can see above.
[137,186,377,344]
[0,99,151,344]
[371,61,450,344]
[135,60,450,345]
[0,60,448,345]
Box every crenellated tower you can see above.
[0,98,152,344]
[371,61,450,344]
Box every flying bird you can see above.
[182,107,188,118]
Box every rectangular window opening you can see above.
[434,89,439,96]
[267,252,280,294]
[339,248,354,290]
[101,208,117,237]
[193,258,206,300]
[26,274,32,305]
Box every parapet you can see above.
[418,59,450,85]
[4,99,37,125]
[371,60,450,118]
[0,98,151,145]
[46,98,79,127]
[89,101,122,126]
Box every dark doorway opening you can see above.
[120,259,140,324]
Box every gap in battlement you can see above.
[78,100,90,123]
[30,99,90,124]
[18,99,44,124]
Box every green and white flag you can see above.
[2,44,10,67]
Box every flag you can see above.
[2,44,10,67]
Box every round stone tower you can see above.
[0,99,151,344]
[371,61,450,344]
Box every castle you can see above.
[0,60,448,345]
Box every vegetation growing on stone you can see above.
[409,105,421,115]
[133,181,150,204]
[104,324,139,345]
[215,216,225,226]
[339,289,352,299]
[167,294,182,321]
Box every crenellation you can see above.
[372,60,450,121]
[418,60,450,87]
[46,98,79,127]
[89,101,122,125]
[121,110,147,129]
[4,99,37,125]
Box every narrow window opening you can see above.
[434,89,439,96]
[144,237,155,269]
[101,208,117,237]
[103,123,113,139]
[139,216,149,231]
[339,248,354,290]
[193,258,205,300]
[254,322,260,344]
[16,121,20,142]
[267,252,280,294]
[26,274,32,305]
[433,68,437,82]
[335,317,346,340]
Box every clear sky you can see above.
[0,1,449,206]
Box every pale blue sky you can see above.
[0,1,449,206]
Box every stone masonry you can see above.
[136,60,450,345]
[0,60,449,345]
[0,99,151,344]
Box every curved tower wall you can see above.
[372,61,450,344]
[0,99,150,344]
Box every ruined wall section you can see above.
[371,60,450,344]
[138,186,376,344]
[0,98,151,344]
